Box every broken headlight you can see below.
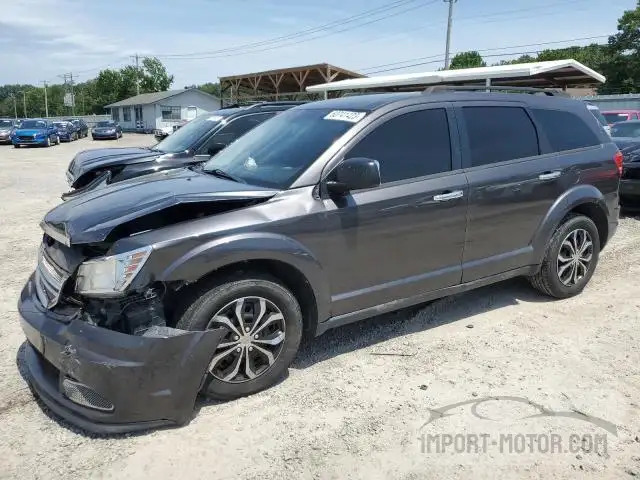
[75,246,152,296]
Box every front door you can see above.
[319,105,470,316]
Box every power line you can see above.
[359,35,611,73]
[155,0,438,61]
[157,0,429,59]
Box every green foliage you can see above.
[449,51,486,69]
[0,57,175,118]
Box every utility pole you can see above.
[59,73,76,116]
[19,91,27,118]
[11,94,17,119]
[132,53,140,95]
[40,81,49,117]
[70,73,75,116]
[443,0,457,70]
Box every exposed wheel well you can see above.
[568,202,609,248]
[169,259,319,337]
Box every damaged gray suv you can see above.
[19,87,621,434]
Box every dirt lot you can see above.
[0,135,638,479]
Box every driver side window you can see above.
[199,113,275,155]
[344,108,452,184]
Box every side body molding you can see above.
[158,232,331,323]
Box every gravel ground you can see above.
[0,135,639,480]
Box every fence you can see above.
[576,93,640,111]
[43,114,111,128]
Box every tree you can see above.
[139,57,174,92]
[599,0,640,93]
[449,51,486,70]
[198,82,221,97]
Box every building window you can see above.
[161,105,181,121]
[111,107,120,121]
[123,107,132,122]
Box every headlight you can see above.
[75,246,152,296]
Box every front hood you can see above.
[43,168,278,245]
[68,146,165,182]
[612,137,640,150]
[15,129,46,136]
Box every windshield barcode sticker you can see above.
[324,110,366,123]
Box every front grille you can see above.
[18,135,34,141]
[34,249,68,309]
[61,378,114,412]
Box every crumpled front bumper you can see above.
[18,274,225,434]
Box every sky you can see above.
[0,0,636,88]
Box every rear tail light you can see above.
[614,151,624,177]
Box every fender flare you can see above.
[531,184,609,265]
[158,232,331,323]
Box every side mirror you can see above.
[207,143,226,156]
[326,157,381,196]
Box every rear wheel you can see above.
[44,136,51,147]
[174,274,303,400]
[529,214,600,298]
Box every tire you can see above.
[529,214,600,299]
[55,135,60,145]
[44,136,51,147]
[13,144,19,148]
[174,273,303,400]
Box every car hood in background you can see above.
[14,129,48,136]
[93,127,117,133]
[612,137,640,151]
[43,168,278,245]
[67,147,167,183]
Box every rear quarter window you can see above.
[531,108,601,152]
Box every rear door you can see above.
[456,102,570,282]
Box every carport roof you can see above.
[306,59,606,93]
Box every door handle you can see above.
[538,171,561,181]
[433,190,464,202]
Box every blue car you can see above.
[53,121,80,142]
[12,119,60,148]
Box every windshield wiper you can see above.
[205,168,246,184]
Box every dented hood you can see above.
[43,168,278,245]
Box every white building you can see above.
[105,88,221,132]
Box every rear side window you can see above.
[346,108,452,183]
[462,106,539,167]
[532,108,601,152]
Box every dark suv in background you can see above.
[62,101,305,199]
[64,118,89,138]
[18,87,620,433]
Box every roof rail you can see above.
[245,100,309,108]
[422,85,570,97]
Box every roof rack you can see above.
[422,85,570,97]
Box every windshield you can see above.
[21,120,47,129]
[53,122,68,129]
[153,112,225,153]
[203,108,365,189]
[610,122,640,138]
[0,120,13,128]
[603,112,630,124]
[96,121,114,127]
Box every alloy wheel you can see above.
[556,228,593,286]
[207,296,286,383]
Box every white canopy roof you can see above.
[306,59,606,93]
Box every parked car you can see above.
[62,101,306,200]
[0,118,19,144]
[64,118,89,138]
[602,110,640,125]
[18,87,620,434]
[92,120,123,140]
[609,120,640,208]
[585,102,611,136]
[53,121,80,142]
[11,119,60,147]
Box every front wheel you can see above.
[529,214,600,298]
[44,136,51,147]
[174,274,303,400]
